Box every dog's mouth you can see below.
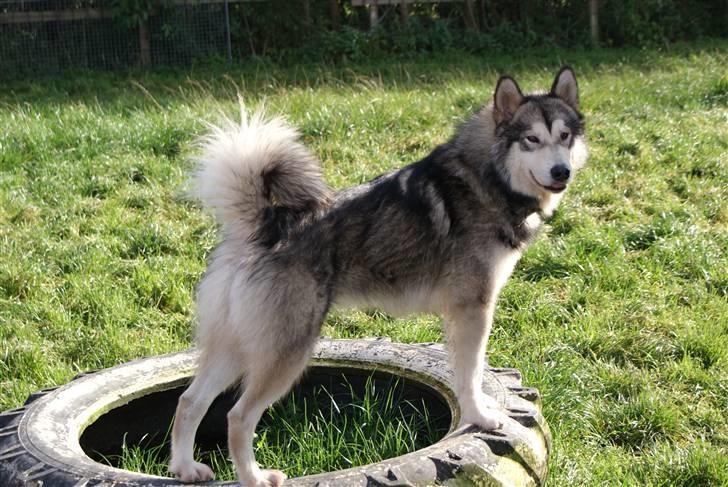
[530,171,567,193]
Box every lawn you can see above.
[1,40,727,485]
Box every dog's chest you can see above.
[495,210,541,248]
[489,212,544,297]
[489,245,523,296]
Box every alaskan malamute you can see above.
[170,67,587,486]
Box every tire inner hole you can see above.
[81,366,452,479]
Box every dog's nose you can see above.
[551,165,570,182]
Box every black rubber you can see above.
[0,338,551,486]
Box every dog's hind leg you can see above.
[170,350,242,482]
[446,303,510,431]
[227,345,313,487]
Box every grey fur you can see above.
[170,68,588,486]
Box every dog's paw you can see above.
[458,393,508,431]
[242,469,287,487]
[460,407,510,431]
[262,469,287,486]
[169,460,215,483]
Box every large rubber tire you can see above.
[0,338,550,486]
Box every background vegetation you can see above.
[1,0,727,77]
[227,0,728,59]
[1,39,727,484]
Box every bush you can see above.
[233,0,726,63]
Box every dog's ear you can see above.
[550,66,579,111]
[493,75,524,125]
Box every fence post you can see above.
[224,0,232,63]
[369,1,378,29]
[519,0,530,33]
[463,0,477,30]
[589,0,599,47]
[329,0,340,31]
[399,0,408,26]
[139,18,151,66]
[302,0,312,31]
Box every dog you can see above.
[169,67,587,486]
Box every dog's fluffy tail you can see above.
[192,105,330,239]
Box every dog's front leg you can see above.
[446,304,510,431]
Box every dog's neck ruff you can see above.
[485,164,542,218]
[481,163,545,250]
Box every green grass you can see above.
[1,40,727,485]
[104,375,446,480]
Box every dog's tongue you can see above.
[548,182,566,191]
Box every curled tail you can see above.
[192,105,330,240]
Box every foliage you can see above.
[598,0,726,47]
[111,0,156,27]
[225,0,727,62]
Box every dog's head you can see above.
[492,67,587,201]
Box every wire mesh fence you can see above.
[0,0,235,77]
[2,1,725,78]
[0,0,468,77]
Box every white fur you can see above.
[524,212,542,232]
[192,104,328,239]
[490,245,523,297]
[504,118,586,217]
[570,134,589,170]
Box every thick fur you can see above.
[170,69,587,486]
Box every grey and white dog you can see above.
[169,67,587,486]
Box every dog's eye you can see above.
[526,135,540,144]
[560,131,570,141]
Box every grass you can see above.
[105,375,446,480]
[1,39,727,485]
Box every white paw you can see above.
[169,460,215,483]
[242,469,287,487]
[460,409,507,431]
[458,393,508,431]
[460,407,510,431]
